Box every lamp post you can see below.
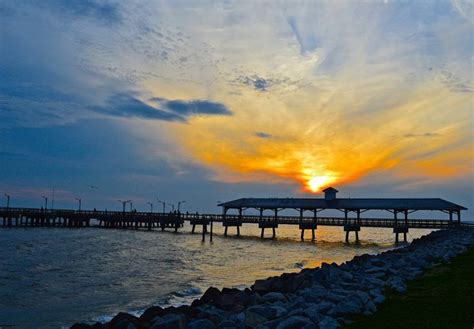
[75,198,82,211]
[41,196,48,210]
[157,198,166,213]
[177,200,186,212]
[4,193,10,209]
[118,199,131,212]
[168,203,175,212]
[147,202,153,213]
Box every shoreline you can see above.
[72,229,474,329]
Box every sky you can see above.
[0,0,473,216]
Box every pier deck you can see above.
[1,207,472,243]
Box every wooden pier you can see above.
[1,207,472,243]
[1,187,471,243]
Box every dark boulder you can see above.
[140,306,166,323]
[192,287,221,307]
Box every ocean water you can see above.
[0,223,432,328]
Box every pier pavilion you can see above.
[218,187,467,242]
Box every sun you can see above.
[307,176,331,192]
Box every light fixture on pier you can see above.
[156,198,166,213]
[41,196,48,210]
[75,198,82,211]
[178,200,186,212]
[4,193,10,209]
[147,202,153,213]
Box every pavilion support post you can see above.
[449,211,453,222]
[192,224,196,233]
[311,228,315,241]
[300,209,304,241]
[210,216,213,242]
[344,209,349,243]
[458,210,461,224]
[202,221,206,242]
[355,230,359,243]
[237,208,242,237]
[261,227,265,238]
[273,209,278,238]
[404,210,408,242]
[223,207,228,236]
[394,210,399,244]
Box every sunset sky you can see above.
[1,1,473,215]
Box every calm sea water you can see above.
[0,223,432,328]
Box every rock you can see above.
[325,292,346,304]
[262,292,288,304]
[302,304,321,323]
[218,320,242,329]
[70,324,93,329]
[108,312,143,329]
[194,287,221,306]
[299,286,327,301]
[373,294,385,305]
[363,301,377,315]
[150,313,187,329]
[197,305,228,324]
[275,316,316,329]
[353,291,370,305]
[252,279,274,293]
[319,316,338,329]
[186,319,217,329]
[333,298,362,315]
[315,301,335,314]
[140,306,166,323]
[245,305,288,325]
[245,310,268,327]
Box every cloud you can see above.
[239,76,269,91]
[255,132,272,139]
[37,0,121,24]
[93,93,185,121]
[151,97,232,116]
[235,75,294,92]
[403,133,441,138]
[287,16,319,54]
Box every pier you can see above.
[0,188,471,243]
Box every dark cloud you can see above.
[403,132,440,138]
[235,75,297,92]
[255,132,272,139]
[151,97,232,116]
[90,94,232,122]
[93,93,185,122]
[237,76,270,91]
[41,0,121,24]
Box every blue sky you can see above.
[0,1,473,216]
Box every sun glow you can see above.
[307,176,331,192]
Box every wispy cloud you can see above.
[152,97,232,117]
[255,132,272,139]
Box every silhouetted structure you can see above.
[218,187,467,242]
[0,187,470,243]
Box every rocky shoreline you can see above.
[72,229,474,329]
